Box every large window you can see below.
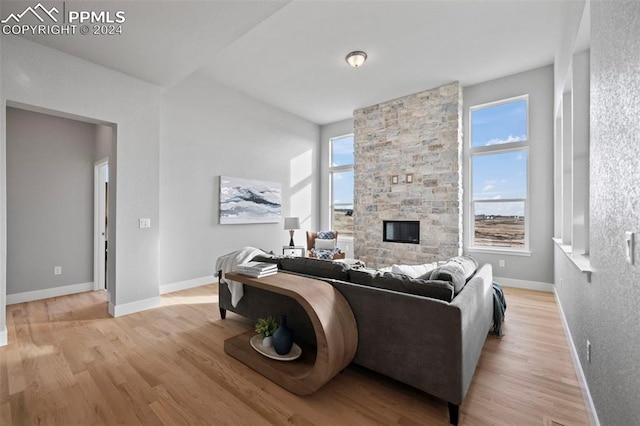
[329,134,354,236]
[469,96,529,250]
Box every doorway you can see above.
[94,158,109,291]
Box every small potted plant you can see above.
[255,316,277,348]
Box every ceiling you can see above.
[6,0,589,125]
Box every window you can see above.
[469,96,529,250]
[329,134,354,236]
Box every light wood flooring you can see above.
[0,285,589,425]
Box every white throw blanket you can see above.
[214,246,265,307]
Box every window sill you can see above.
[552,238,592,282]
[467,247,531,257]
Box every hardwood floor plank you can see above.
[0,284,589,425]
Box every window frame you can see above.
[467,95,531,254]
[329,133,354,236]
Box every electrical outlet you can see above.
[139,218,151,228]
[54,266,62,275]
[499,259,505,268]
[559,278,563,290]
[586,340,592,363]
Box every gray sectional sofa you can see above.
[218,254,494,425]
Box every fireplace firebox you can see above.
[383,220,420,244]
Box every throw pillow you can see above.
[430,261,467,294]
[349,269,454,302]
[391,262,438,278]
[317,231,335,240]
[315,238,337,250]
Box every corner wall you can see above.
[556,2,640,424]
[353,82,462,268]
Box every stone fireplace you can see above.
[353,82,463,268]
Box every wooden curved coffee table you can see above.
[223,272,358,395]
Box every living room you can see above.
[1,0,639,424]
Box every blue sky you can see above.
[471,99,528,216]
[331,135,354,207]
[471,99,527,147]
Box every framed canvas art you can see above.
[219,176,282,224]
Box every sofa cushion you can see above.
[349,268,454,302]
[391,262,438,278]
[428,256,478,294]
[280,257,351,281]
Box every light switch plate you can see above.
[626,232,635,265]
[139,218,151,228]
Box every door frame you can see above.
[94,158,108,291]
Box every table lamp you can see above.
[284,217,300,247]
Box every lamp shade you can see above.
[284,217,300,230]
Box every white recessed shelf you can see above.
[553,238,593,282]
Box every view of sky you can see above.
[471,99,528,216]
[331,136,354,207]
[471,98,527,147]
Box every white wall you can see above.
[6,108,95,295]
[2,36,162,318]
[463,65,555,286]
[159,72,319,287]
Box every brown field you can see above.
[332,208,354,236]
[475,216,524,247]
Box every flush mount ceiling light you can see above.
[346,51,367,68]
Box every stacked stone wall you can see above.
[353,82,463,268]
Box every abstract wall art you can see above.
[219,176,282,224]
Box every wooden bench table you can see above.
[223,272,358,395]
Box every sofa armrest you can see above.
[450,263,493,399]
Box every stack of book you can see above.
[236,261,278,278]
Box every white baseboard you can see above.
[108,296,161,318]
[0,326,7,347]
[554,290,600,426]
[160,276,214,295]
[494,276,554,292]
[6,282,94,305]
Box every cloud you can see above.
[483,184,495,191]
[485,134,526,146]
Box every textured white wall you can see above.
[2,36,161,313]
[556,2,640,424]
[580,1,639,423]
[463,65,555,285]
[159,72,319,286]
